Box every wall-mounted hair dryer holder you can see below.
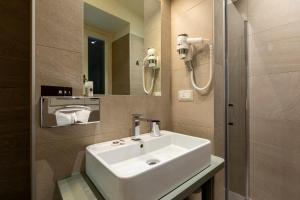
[176,33,210,61]
[176,33,213,95]
[143,48,160,95]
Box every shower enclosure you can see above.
[225,0,249,199]
[224,0,300,199]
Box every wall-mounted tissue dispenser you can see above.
[41,96,100,128]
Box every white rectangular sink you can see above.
[86,130,211,200]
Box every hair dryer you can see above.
[176,34,213,94]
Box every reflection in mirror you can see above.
[83,0,161,96]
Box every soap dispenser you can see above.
[83,75,93,97]
[83,74,88,96]
[85,81,94,97]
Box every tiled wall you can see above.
[34,0,171,199]
[170,1,226,199]
[0,0,31,198]
[170,0,214,148]
[247,0,300,199]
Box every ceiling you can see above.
[114,0,144,18]
[84,3,129,34]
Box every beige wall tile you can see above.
[171,0,213,40]
[36,0,83,52]
[214,170,225,200]
[248,0,300,35]
[171,121,214,142]
[247,0,300,199]
[170,0,215,182]
[36,124,98,145]
[249,71,300,121]
[249,21,300,76]
[288,0,300,23]
[171,68,213,128]
[250,141,300,200]
[35,45,82,95]
[250,117,300,154]
[247,0,290,34]
[171,0,206,19]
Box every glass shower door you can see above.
[225,0,248,199]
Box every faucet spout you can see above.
[131,114,161,139]
[132,114,142,140]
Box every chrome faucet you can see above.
[132,114,161,140]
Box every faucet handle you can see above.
[151,120,160,127]
[132,113,142,118]
[151,120,161,137]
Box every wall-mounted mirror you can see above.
[83,0,162,96]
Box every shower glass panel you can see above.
[225,0,248,199]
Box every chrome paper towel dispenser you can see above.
[41,96,100,128]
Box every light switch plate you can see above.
[153,91,161,96]
[178,90,193,102]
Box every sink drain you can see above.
[146,159,160,166]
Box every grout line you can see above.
[186,0,210,13]
[248,68,300,78]
[249,140,290,152]
[247,19,300,37]
[249,115,300,124]
[171,0,209,20]
[35,43,81,54]
[248,32,300,43]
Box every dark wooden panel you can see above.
[0,132,29,152]
[0,0,31,199]
[0,177,31,200]
[0,58,30,88]
[0,0,30,59]
[0,88,29,106]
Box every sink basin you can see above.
[86,130,211,200]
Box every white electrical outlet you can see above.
[178,90,193,102]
